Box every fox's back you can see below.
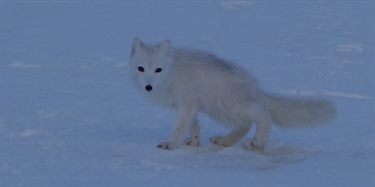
[167,48,262,103]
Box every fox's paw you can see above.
[184,137,200,147]
[243,138,264,151]
[210,136,230,147]
[157,142,176,150]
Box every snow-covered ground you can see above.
[1,1,374,186]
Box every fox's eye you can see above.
[138,66,144,72]
[155,68,162,73]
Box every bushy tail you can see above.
[261,93,337,128]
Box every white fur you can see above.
[129,38,337,151]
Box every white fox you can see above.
[129,38,336,151]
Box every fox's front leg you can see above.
[184,118,200,147]
[157,102,198,150]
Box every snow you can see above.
[1,1,374,186]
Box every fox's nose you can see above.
[145,85,153,91]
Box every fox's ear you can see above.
[131,38,143,55]
[160,39,172,54]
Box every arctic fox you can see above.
[129,38,336,151]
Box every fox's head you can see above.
[129,38,173,92]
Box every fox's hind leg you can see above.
[210,127,249,147]
[184,118,200,147]
[243,102,272,151]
